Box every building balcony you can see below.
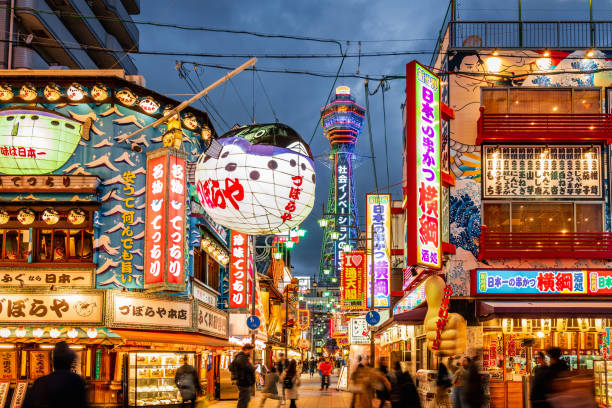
[449,20,612,50]
[479,226,612,260]
[476,107,612,145]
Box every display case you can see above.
[594,360,611,407]
[126,351,196,407]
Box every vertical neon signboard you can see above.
[167,154,186,285]
[144,154,167,287]
[366,194,391,308]
[406,61,442,269]
[229,231,248,308]
[340,250,366,310]
[335,152,351,272]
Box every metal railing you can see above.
[450,21,612,49]
[479,226,612,260]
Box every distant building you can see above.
[0,0,139,74]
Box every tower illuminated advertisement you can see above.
[318,86,365,283]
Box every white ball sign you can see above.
[195,123,316,235]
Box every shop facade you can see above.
[0,70,230,407]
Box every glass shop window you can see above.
[207,255,220,291]
[483,202,603,233]
[36,229,93,262]
[193,247,206,283]
[481,88,601,114]
[1,230,30,260]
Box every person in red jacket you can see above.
[318,357,333,391]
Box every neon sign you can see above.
[229,231,248,308]
[340,251,366,310]
[366,194,391,308]
[406,61,442,270]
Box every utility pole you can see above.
[369,222,375,365]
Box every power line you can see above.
[256,71,279,122]
[228,77,253,124]
[191,66,232,130]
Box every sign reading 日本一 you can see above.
[483,145,602,199]
[405,61,442,270]
[366,194,391,308]
[475,269,612,295]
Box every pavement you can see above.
[211,374,352,408]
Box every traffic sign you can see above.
[365,311,380,325]
[246,315,261,330]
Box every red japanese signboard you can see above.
[144,148,187,291]
[341,251,366,310]
[230,231,248,308]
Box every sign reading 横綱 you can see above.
[474,269,612,295]
[405,61,442,270]
[229,231,248,308]
[144,148,187,292]
[340,251,366,310]
[196,302,228,338]
[0,291,103,324]
[483,145,602,199]
[109,292,192,330]
[366,194,391,308]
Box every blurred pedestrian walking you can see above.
[22,341,88,408]
[352,362,390,408]
[309,358,316,378]
[531,351,551,408]
[260,366,282,408]
[280,360,301,408]
[376,358,391,408]
[175,354,202,408]
[436,360,452,407]
[389,361,421,408]
[230,344,256,408]
[461,354,483,408]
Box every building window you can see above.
[481,87,601,114]
[193,247,206,283]
[207,255,219,291]
[483,202,603,233]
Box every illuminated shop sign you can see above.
[405,61,442,270]
[483,145,602,199]
[393,282,426,315]
[340,250,367,310]
[229,231,248,308]
[366,194,391,308]
[475,269,612,295]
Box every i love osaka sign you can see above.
[341,250,367,310]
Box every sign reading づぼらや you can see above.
[144,148,188,292]
[109,292,192,331]
[483,145,602,199]
[196,303,228,338]
[405,61,442,270]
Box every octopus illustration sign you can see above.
[405,61,442,270]
[194,123,316,235]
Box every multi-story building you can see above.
[396,4,612,407]
[0,0,138,74]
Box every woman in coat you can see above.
[280,360,301,408]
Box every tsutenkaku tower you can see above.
[318,86,365,284]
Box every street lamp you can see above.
[273,251,282,260]
[318,218,329,228]
[330,231,340,240]
[323,269,331,275]
[285,241,295,249]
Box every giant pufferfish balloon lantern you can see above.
[194,123,316,235]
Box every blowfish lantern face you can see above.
[194,123,316,235]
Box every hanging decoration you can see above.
[0,209,9,225]
[67,208,86,225]
[556,318,568,332]
[91,83,109,102]
[501,318,513,334]
[19,84,37,101]
[66,83,85,101]
[541,319,552,334]
[41,208,60,225]
[578,318,590,332]
[0,84,13,101]
[195,123,316,235]
[521,319,533,335]
[17,208,35,225]
[138,97,160,114]
[115,89,137,106]
[43,83,61,102]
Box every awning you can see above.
[113,329,231,347]
[393,303,428,325]
[0,327,123,345]
[478,300,612,321]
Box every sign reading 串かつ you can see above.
[196,303,228,338]
[0,292,103,324]
[366,194,391,308]
[405,61,442,270]
[483,145,602,199]
[110,293,192,330]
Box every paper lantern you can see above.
[501,318,513,334]
[0,209,9,225]
[195,123,316,235]
[41,208,60,225]
[66,83,85,101]
[115,89,137,106]
[91,83,109,102]
[32,328,43,338]
[49,328,60,338]
[67,328,78,338]
[541,319,552,334]
[17,208,35,225]
[577,318,590,332]
[68,208,86,225]
[15,327,25,337]
[521,319,533,335]
[0,84,13,101]
[0,328,9,338]
[87,328,98,339]
[0,109,84,175]
[19,84,37,101]
[43,83,61,102]
[595,318,607,332]
[139,97,160,114]
[556,318,568,332]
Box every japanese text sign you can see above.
[366,194,391,308]
[483,145,602,199]
[330,313,348,337]
[0,292,103,324]
[0,352,15,380]
[29,351,49,380]
[393,283,426,315]
[144,148,187,291]
[335,153,352,270]
[431,285,452,351]
[0,268,92,288]
[110,293,192,330]
[341,251,366,310]
[348,316,370,345]
[197,303,228,338]
[406,61,442,270]
[297,309,310,329]
[230,231,248,308]
[472,269,612,295]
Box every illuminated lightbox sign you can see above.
[194,123,316,235]
[476,269,612,295]
[229,231,248,308]
[340,250,366,310]
[366,194,391,308]
[405,61,442,270]
[393,283,426,315]
[483,145,602,199]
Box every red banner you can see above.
[230,231,248,308]
[298,309,310,329]
[144,148,187,291]
[341,251,366,310]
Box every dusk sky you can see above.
[131,0,612,280]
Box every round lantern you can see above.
[87,328,98,339]
[49,328,60,338]
[0,209,9,225]
[15,327,26,338]
[0,84,13,101]
[66,83,85,101]
[19,83,37,101]
[32,328,43,338]
[41,208,60,225]
[43,83,62,102]
[17,208,35,225]
[0,328,9,338]
[501,318,513,334]
[115,88,137,106]
[194,123,316,235]
[67,328,78,339]
[91,83,109,102]
[68,208,86,225]
[556,318,568,332]
[139,97,160,114]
